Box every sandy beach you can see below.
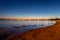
[0,20,60,40]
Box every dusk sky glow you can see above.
[0,0,60,18]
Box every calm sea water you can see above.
[0,20,56,36]
[0,20,56,28]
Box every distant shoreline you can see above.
[0,18,60,21]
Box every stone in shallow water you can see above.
[13,26,21,28]
[32,25,37,27]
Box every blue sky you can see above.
[0,0,60,18]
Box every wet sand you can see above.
[0,20,60,40]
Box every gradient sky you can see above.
[0,0,60,18]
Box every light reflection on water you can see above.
[0,20,56,28]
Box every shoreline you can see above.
[0,20,60,40]
[18,20,60,40]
